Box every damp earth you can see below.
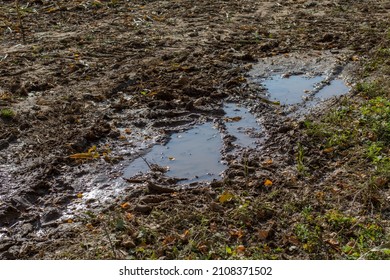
[0,0,389,260]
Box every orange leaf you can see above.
[264,179,273,186]
[125,212,134,220]
[229,229,244,239]
[258,229,270,240]
[236,245,245,253]
[121,202,130,209]
[262,159,273,166]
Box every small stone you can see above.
[289,246,297,251]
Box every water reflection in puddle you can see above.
[223,103,262,148]
[315,79,350,100]
[124,103,263,183]
[124,122,225,183]
[263,75,323,105]
[262,75,349,105]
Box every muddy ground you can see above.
[0,0,390,259]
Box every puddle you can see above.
[123,103,263,183]
[123,122,225,183]
[262,75,324,105]
[262,74,349,106]
[223,103,262,148]
[315,78,350,100]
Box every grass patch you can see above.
[0,108,15,119]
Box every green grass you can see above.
[0,108,15,119]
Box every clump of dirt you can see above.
[0,0,389,259]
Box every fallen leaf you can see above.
[124,128,132,134]
[224,116,242,122]
[198,244,208,253]
[351,55,359,61]
[163,235,176,245]
[121,202,130,209]
[262,159,273,166]
[219,192,234,203]
[264,179,273,186]
[77,193,83,198]
[326,238,340,247]
[323,147,335,153]
[236,245,246,253]
[125,212,134,220]
[86,223,94,230]
[225,246,233,254]
[229,229,244,239]
[180,230,190,240]
[168,156,175,161]
[258,229,270,240]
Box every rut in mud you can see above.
[0,0,389,259]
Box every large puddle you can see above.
[123,103,262,183]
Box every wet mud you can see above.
[0,0,389,259]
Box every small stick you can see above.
[15,0,26,44]
[139,155,153,171]
[102,221,117,259]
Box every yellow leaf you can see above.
[69,152,93,159]
[219,192,234,203]
[88,146,96,153]
[180,229,190,240]
[264,179,273,186]
[77,193,83,198]
[168,156,175,161]
[351,55,359,61]
[262,159,273,166]
[323,147,334,153]
[224,116,242,122]
[86,223,94,230]
[125,212,134,220]
[67,219,73,223]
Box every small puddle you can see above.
[262,74,349,106]
[223,103,262,148]
[123,122,225,183]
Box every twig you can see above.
[15,0,26,44]
[102,221,117,259]
[139,155,153,171]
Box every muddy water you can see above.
[123,103,263,183]
[124,122,225,183]
[314,79,350,101]
[262,74,349,106]
[262,75,324,105]
[223,103,262,148]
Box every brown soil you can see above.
[0,0,389,259]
